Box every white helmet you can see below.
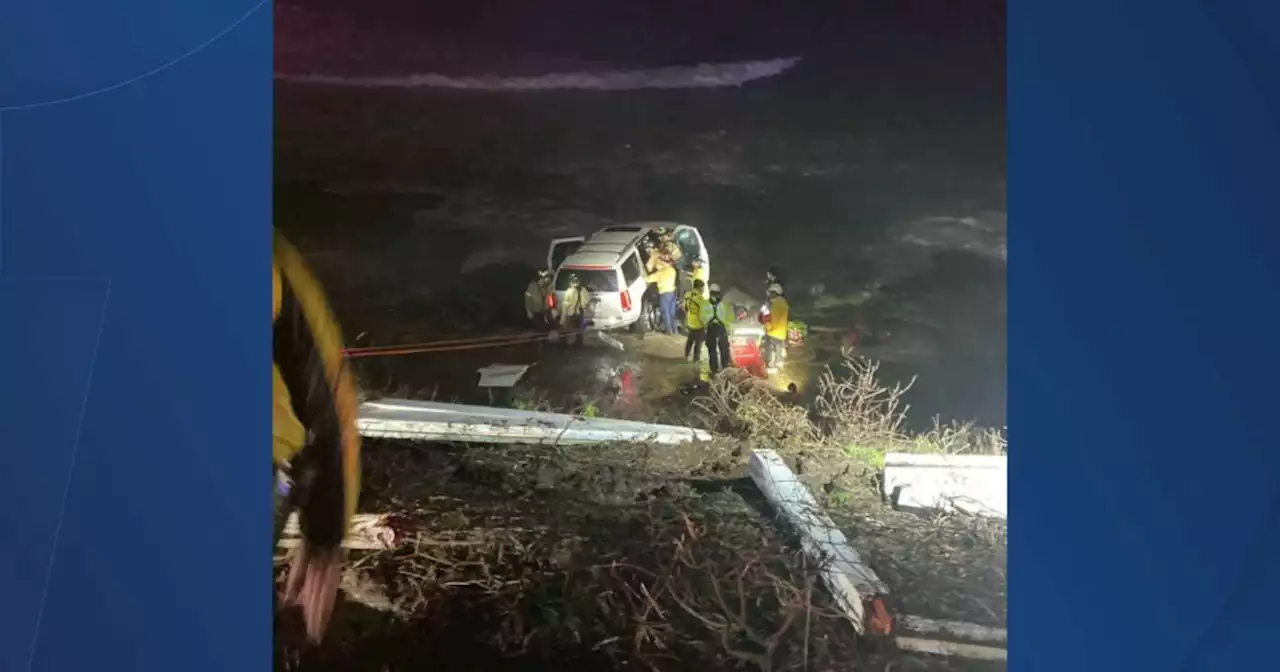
[767,283,784,296]
[708,282,722,294]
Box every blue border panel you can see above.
[0,280,111,672]
[0,3,271,671]
[1012,1,1280,670]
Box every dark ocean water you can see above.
[274,0,1006,427]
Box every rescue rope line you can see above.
[341,327,582,359]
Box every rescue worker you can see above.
[524,269,553,329]
[690,259,709,298]
[762,282,790,374]
[273,231,362,644]
[644,238,663,273]
[660,230,683,265]
[560,273,592,347]
[683,279,710,362]
[652,226,670,250]
[646,257,679,335]
[705,282,736,375]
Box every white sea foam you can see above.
[274,57,801,91]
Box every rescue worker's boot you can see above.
[707,324,732,374]
[765,336,786,374]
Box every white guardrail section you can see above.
[882,453,1007,519]
[357,398,714,446]
[749,449,889,635]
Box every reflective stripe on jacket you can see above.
[707,298,736,328]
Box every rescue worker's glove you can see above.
[277,442,350,642]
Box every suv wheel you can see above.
[631,307,649,338]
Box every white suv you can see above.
[547,223,710,334]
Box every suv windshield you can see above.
[556,268,619,292]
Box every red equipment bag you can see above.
[729,325,768,378]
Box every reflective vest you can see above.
[706,298,735,329]
[561,287,591,317]
[684,291,710,329]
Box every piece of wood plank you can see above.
[748,449,888,635]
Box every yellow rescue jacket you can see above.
[647,263,678,294]
[766,296,790,340]
[691,266,709,297]
[684,291,710,329]
[524,279,551,315]
[273,232,361,551]
[561,286,592,319]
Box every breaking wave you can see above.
[274,57,802,91]
[862,212,1007,290]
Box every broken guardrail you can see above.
[749,449,891,635]
[751,449,1007,660]
[351,402,1004,659]
[896,615,1007,662]
[357,398,713,446]
[882,452,1007,519]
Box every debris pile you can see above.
[275,356,1006,671]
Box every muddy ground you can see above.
[277,439,1005,672]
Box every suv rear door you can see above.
[619,250,646,321]
[547,236,586,271]
[555,264,626,326]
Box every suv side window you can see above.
[622,252,643,286]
